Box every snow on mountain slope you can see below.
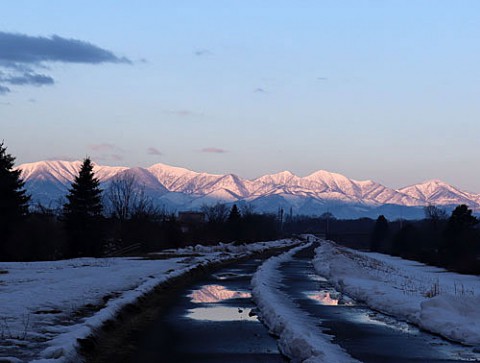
[19,160,83,184]
[108,167,169,196]
[398,180,480,208]
[16,160,480,217]
[356,180,422,206]
[147,163,200,191]
[19,160,128,183]
[249,169,421,207]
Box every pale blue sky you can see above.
[1,1,480,191]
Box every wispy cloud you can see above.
[147,147,162,156]
[201,147,227,154]
[0,32,131,95]
[0,85,10,95]
[88,143,125,162]
[162,109,203,117]
[110,154,124,161]
[2,73,54,86]
[194,49,212,57]
[88,143,123,152]
[92,154,125,163]
[47,155,77,162]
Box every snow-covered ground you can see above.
[0,239,298,363]
[251,243,360,363]
[314,240,480,346]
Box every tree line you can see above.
[370,205,480,274]
[0,143,282,261]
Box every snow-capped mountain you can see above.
[398,180,480,208]
[16,160,480,219]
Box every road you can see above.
[133,256,286,362]
[133,244,480,362]
[278,244,480,362]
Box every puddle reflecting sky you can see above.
[307,273,328,282]
[212,272,250,281]
[189,284,251,303]
[352,311,417,334]
[186,306,258,322]
[307,291,339,305]
[306,291,355,306]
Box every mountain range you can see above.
[17,160,480,220]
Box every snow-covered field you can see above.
[251,243,359,363]
[0,239,298,363]
[314,240,480,346]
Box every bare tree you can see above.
[106,173,157,220]
[131,188,159,220]
[240,203,256,217]
[424,204,448,227]
[201,203,229,224]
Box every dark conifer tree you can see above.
[227,204,242,240]
[442,204,479,271]
[370,215,389,252]
[228,204,241,222]
[0,142,30,259]
[63,157,103,257]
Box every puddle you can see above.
[306,290,356,306]
[212,272,251,281]
[307,273,328,282]
[351,311,417,334]
[186,306,258,322]
[189,284,251,303]
[307,291,339,305]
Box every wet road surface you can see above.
[133,257,286,363]
[279,245,480,362]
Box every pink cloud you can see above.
[162,109,203,117]
[201,147,227,154]
[88,143,123,152]
[147,147,162,156]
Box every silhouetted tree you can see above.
[0,142,30,260]
[424,204,448,229]
[63,158,103,257]
[227,204,242,240]
[228,204,241,222]
[370,215,389,252]
[442,204,479,271]
[201,203,229,224]
[391,223,420,258]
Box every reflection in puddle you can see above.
[308,292,339,305]
[353,311,417,334]
[189,284,251,303]
[212,272,250,281]
[187,306,258,322]
[308,273,328,282]
[306,290,355,306]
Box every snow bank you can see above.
[0,238,299,362]
[251,243,359,363]
[314,240,480,346]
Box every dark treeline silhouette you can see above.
[3,143,480,272]
[0,144,282,261]
[368,205,480,274]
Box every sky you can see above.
[1,1,480,191]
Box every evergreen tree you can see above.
[442,204,479,271]
[227,204,242,241]
[228,204,241,222]
[0,142,30,259]
[63,158,103,257]
[370,215,389,252]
